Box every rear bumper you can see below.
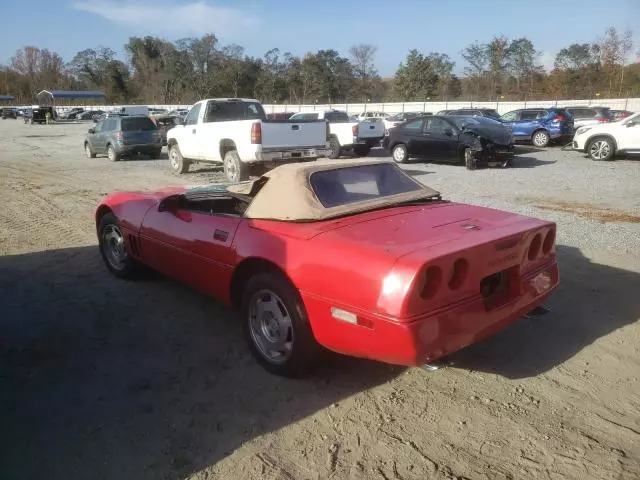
[253,144,328,163]
[355,135,385,146]
[117,143,161,154]
[302,262,559,366]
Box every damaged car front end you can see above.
[457,117,515,170]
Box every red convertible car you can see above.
[96,160,559,377]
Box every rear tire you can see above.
[353,144,371,157]
[532,130,550,148]
[107,144,120,162]
[98,212,140,279]
[391,143,408,163]
[169,144,189,174]
[587,137,615,161]
[327,137,341,159]
[241,272,321,377]
[223,150,249,182]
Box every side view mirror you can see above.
[88,128,95,134]
[444,128,454,137]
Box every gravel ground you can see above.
[1,120,639,480]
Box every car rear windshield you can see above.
[121,117,157,131]
[309,163,423,208]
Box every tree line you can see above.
[1,26,638,105]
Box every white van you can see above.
[117,105,149,116]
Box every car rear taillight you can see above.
[542,228,555,255]
[448,258,469,290]
[420,266,442,299]
[527,233,542,261]
[251,122,262,144]
[352,124,359,136]
[115,131,123,141]
[553,114,566,123]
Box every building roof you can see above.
[36,90,106,99]
[0,95,16,101]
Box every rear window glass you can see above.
[291,113,320,121]
[204,101,266,122]
[121,117,156,131]
[310,163,422,208]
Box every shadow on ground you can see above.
[510,155,556,168]
[0,246,403,480]
[446,244,640,379]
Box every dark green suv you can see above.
[84,115,162,161]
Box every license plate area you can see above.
[481,266,518,310]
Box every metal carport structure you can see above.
[36,90,106,107]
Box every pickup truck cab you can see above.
[166,98,329,181]
[289,109,385,158]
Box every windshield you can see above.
[309,163,424,208]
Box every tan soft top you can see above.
[223,159,440,222]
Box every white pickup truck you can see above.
[288,110,385,158]
[166,98,329,181]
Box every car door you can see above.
[139,196,242,300]
[179,102,204,159]
[509,110,542,138]
[616,116,640,150]
[397,118,427,155]
[87,121,104,152]
[421,117,459,159]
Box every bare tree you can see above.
[349,44,378,100]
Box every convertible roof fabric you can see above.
[226,159,440,222]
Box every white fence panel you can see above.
[37,98,640,116]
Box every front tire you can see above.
[353,144,371,157]
[391,143,408,163]
[532,130,550,148]
[169,144,190,174]
[241,272,321,377]
[98,212,140,279]
[107,144,120,162]
[464,148,477,170]
[85,142,96,158]
[587,137,615,161]
[223,150,249,182]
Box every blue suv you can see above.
[500,108,574,147]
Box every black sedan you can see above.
[384,115,515,169]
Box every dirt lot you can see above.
[1,119,639,480]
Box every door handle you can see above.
[213,229,228,241]
[192,128,196,134]
[291,125,299,130]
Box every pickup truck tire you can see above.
[328,137,341,159]
[224,150,249,182]
[353,145,371,157]
[169,144,190,174]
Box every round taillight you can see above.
[528,234,542,261]
[542,229,555,255]
[448,258,469,290]
[420,266,442,299]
